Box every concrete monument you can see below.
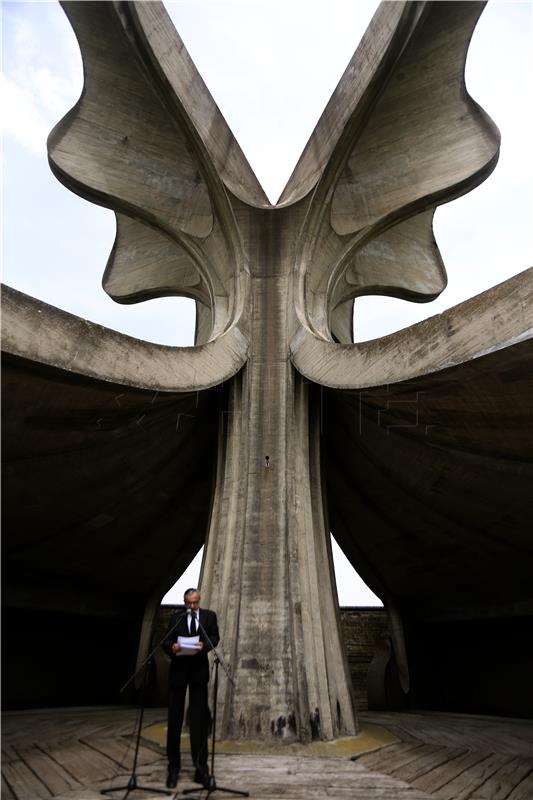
[2,1,532,731]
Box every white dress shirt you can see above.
[188,609,200,634]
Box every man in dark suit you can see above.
[163,587,219,790]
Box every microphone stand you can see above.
[182,619,248,799]
[100,610,189,798]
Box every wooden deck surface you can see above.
[358,712,533,800]
[2,707,532,799]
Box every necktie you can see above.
[190,611,197,636]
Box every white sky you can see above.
[2,0,532,605]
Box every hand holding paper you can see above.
[175,635,202,656]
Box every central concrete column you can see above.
[200,210,357,741]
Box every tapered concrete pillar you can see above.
[199,210,356,739]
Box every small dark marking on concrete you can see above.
[241,658,260,670]
[288,712,297,734]
[310,707,321,740]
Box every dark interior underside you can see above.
[3,340,533,717]
[325,339,533,718]
[2,354,220,708]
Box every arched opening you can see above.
[159,538,383,715]
[331,536,382,607]
[160,537,382,608]
[161,548,204,606]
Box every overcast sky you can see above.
[2,0,532,604]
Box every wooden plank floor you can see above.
[2,707,532,799]
[1,707,165,800]
[357,711,533,800]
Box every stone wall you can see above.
[155,605,387,713]
[339,607,388,712]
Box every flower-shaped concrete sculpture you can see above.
[3,1,532,733]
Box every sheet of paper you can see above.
[176,635,201,656]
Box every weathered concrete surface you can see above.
[290,1,499,341]
[48,0,254,345]
[154,606,388,714]
[291,268,533,389]
[2,285,248,391]
[3,0,530,738]
[142,720,398,758]
[197,204,357,742]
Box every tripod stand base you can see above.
[182,775,249,798]
[100,773,172,796]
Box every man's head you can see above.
[184,588,200,610]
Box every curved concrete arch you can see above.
[328,209,447,344]
[49,2,214,240]
[103,213,240,344]
[329,209,447,322]
[329,3,499,236]
[291,268,533,389]
[130,2,270,210]
[1,286,249,393]
[104,214,213,308]
[278,2,415,207]
[293,1,499,341]
[49,1,250,341]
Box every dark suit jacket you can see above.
[163,608,219,687]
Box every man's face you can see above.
[185,591,200,610]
